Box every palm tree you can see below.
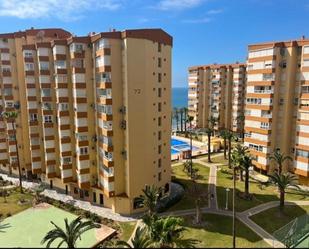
[208,116,217,136]
[240,154,253,198]
[269,173,299,211]
[236,114,245,141]
[1,111,23,193]
[180,108,184,132]
[183,107,188,134]
[187,115,194,178]
[115,227,154,248]
[269,148,292,175]
[173,108,180,132]
[41,216,100,248]
[137,185,162,216]
[146,216,197,248]
[199,128,213,163]
[225,130,235,169]
[220,129,229,159]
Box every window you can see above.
[42,103,52,110]
[8,135,15,141]
[158,73,162,83]
[296,149,309,158]
[24,51,33,58]
[44,115,52,123]
[158,172,162,181]
[158,145,161,154]
[2,66,10,73]
[59,103,69,111]
[158,88,162,97]
[158,117,161,126]
[39,62,49,70]
[3,88,12,96]
[158,131,161,140]
[78,134,88,141]
[261,122,270,129]
[25,63,34,71]
[246,98,262,105]
[263,73,275,81]
[30,113,38,122]
[54,60,66,69]
[279,98,284,105]
[158,58,162,67]
[41,88,51,97]
[62,157,71,164]
[248,144,263,152]
[158,43,162,52]
[158,102,162,112]
[280,48,286,57]
[133,197,144,209]
[158,158,162,168]
[80,147,88,155]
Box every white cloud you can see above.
[207,8,223,15]
[182,17,211,23]
[0,0,121,20]
[155,0,205,11]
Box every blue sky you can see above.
[0,0,309,87]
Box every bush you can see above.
[6,213,11,217]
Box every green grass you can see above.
[250,205,309,234]
[118,222,136,242]
[0,205,107,248]
[0,189,33,218]
[169,163,209,211]
[216,167,309,212]
[182,213,269,248]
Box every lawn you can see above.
[182,213,269,248]
[216,167,309,212]
[169,163,209,211]
[0,188,34,218]
[118,221,136,241]
[250,205,309,234]
[0,204,114,248]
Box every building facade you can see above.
[188,63,246,135]
[244,39,309,185]
[0,28,172,214]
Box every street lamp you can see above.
[225,188,230,210]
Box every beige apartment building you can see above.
[244,38,309,185]
[0,28,172,214]
[188,63,246,135]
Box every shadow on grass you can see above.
[182,213,265,246]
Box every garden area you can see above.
[213,160,309,212]
[169,163,209,211]
[250,205,309,234]
[182,213,269,248]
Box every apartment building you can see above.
[0,28,172,214]
[244,38,309,185]
[188,63,246,135]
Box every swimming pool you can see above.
[171,138,199,155]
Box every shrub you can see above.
[6,213,11,217]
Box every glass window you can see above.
[80,147,88,155]
[44,115,52,123]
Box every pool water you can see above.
[171,138,199,155]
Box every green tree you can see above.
[1,111,23,193]
[199,128,213,163]
[180,108,184,132]
[269,148,292,175]
[173,108,180,132]
[225,130,235,169]
[208,116,217,136]
[269,173,299,211]
[241,154,253,198]
[236,114,245,141]
[137,185,162,216]
[41,216,100,248]
[183,107,188,134]
[145,216,197,248]
[220,129,230,160]
[115,227,154,248]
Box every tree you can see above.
[180,108,184,132]
[137,185,162,216]
[199,128,213,163]
[187,115,194,178]
[115,227,154,248]
[145,216,198,248]
[225,130,235,169]
[240,154,253,198]
[183,107,188,134]
[1,111,23,193]
[173,108,180,132]
[236,114,245,141]
[208,116,217,136]
[269,148,292,175]
[269,173,299,211]
[220,129,229,160]
[41,216,100,248]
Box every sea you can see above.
[172,87,188,130]
[172,87,188,108]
